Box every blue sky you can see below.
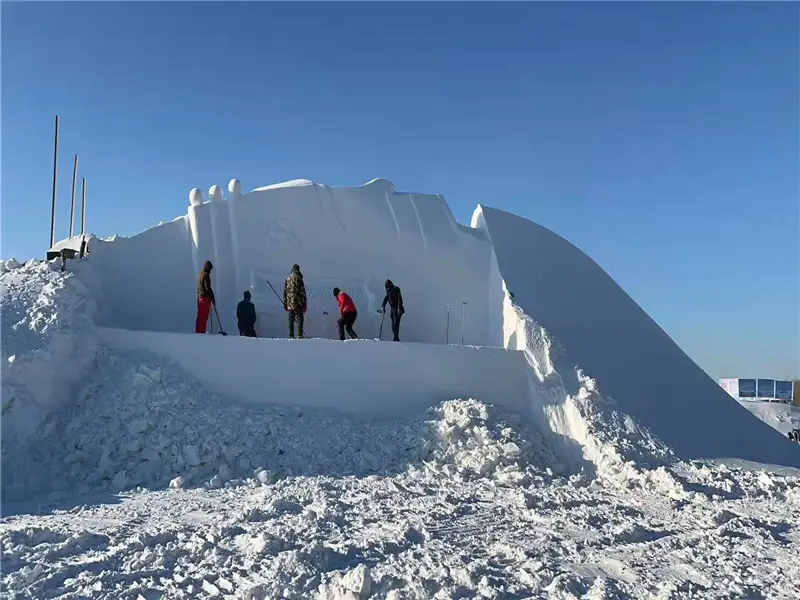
[2,2,798,379]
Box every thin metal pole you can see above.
[69,154,78,237]
[80,178,86,234]
[49,115,59,248]
[460,302,467,345]
[445,304,451,344]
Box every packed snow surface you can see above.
[3,187,800,598]
[739,401,800,436]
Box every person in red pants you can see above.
[195,260,216,333]
[333,287,358,340]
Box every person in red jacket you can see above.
[333,287,358,341]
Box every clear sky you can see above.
[2,2,798,379]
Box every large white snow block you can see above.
[97,328,533,417]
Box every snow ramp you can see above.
[474,205,800,468]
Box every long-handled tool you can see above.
[266,280,286,309]
[377,309,386,340]
[212,304,228,336]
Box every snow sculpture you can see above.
[228,179,242,200]
[189,188,204,206]
[209,185,223,203]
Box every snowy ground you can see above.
[2,260,800,599]
[3,451,800,599]
[739,400,800,437]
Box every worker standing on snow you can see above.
[333,287,358,340]
[196,260,215,333]
[381,279,405,342]
[284,264,307,338]
[237,290,257,337]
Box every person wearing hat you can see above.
[333,287,358,341]
[381,279,404,341]
[283,264,307,338]
[237,290,257,337]
[195,260,216,333]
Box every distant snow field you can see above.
[2,180,799,599]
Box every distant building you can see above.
[718,378,796,405]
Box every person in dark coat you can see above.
[333,287,358,340]
[196,260,215,333]
[283,264,307,338]
[237,290,257,337]
[381,279,404,341]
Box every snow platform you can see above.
[98,328,534,417]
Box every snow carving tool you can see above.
[212,304,228,336]
[266,280,286,310]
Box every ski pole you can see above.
[460,302,467,345]
[446,304,451,344]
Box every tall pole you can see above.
[445,304,451,344]
[69,154,78,237]
[80,178,86,234]
[49,115,59,248]
[460,302,467,345]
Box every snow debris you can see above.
[341,564,371,597]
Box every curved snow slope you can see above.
[87,179,496,346]
[474,205,800,468]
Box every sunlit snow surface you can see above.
[2,260,799,599]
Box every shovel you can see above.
[212,303,228,336]
[377,309,385,341]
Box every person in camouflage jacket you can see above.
[283,264,307,338]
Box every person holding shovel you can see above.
[333,287,358,340]
[195,260,216,333]
[381,279,404,341]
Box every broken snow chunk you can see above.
[341,564,371,598]
[141,448,160,462]
[201,579,220,596]
[502,442,521,458]
[128,419,148,435]
[111,470,128,491]
[255,468,274,484]
[169,476,186,489]
[218,462,233,482]
[183,445,201,467]
[237,454,251,473]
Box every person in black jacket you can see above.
[236,290,257,337]
[381,279,405,341]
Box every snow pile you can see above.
[504,297,675,484]
[418,399,561,485]
[3,457,799,599]
[2,337,558,501]
[0,259,99,444]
